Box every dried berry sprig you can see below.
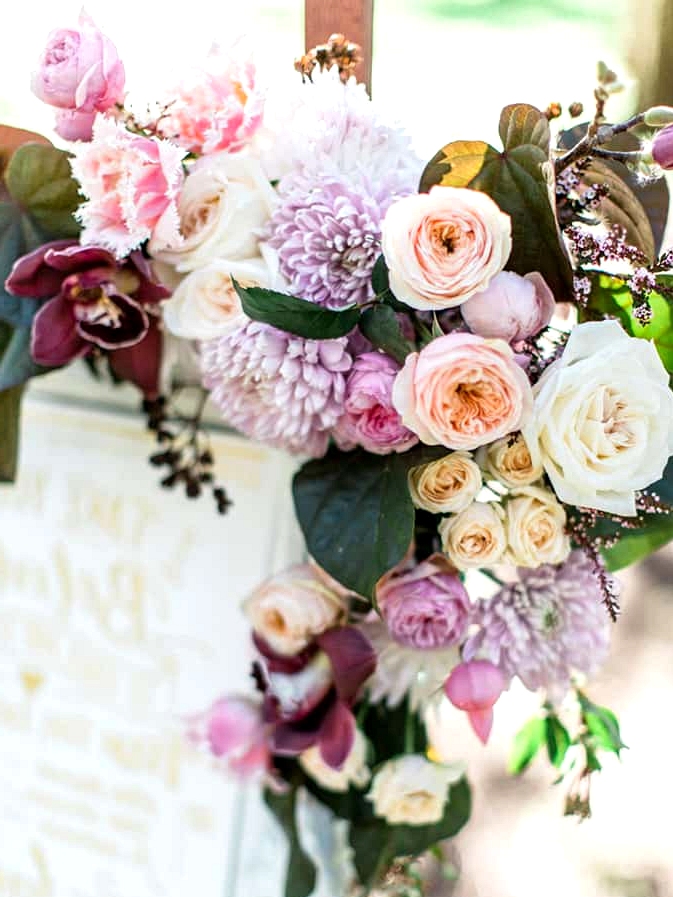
[142,389,232,514]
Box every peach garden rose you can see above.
[381,185,512,310]
[392,332,533,451]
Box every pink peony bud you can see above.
[444,660,506,744]
[31,12,125,131]
[652,124,673,170]
[460,270,556,344]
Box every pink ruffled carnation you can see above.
[157,45,263,155]
[187,695,270,778]
[201,321,352,457]
[333,352,418,455]
[70,115,186,258]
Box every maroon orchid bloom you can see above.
[5,240,170,369]
[255,625,376,770]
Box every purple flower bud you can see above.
[652,124,673,169]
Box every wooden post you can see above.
[304,0,374,94]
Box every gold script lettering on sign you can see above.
[102,731,184,788]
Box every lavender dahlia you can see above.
[464,550,613,696]
[201,322,352,457]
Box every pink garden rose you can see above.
[392,332,533,450]
[333,352,418,455]
[460,271,556,343]
[31,12,125,141]
[376,554,470,650]
[70,116,186,258]
[381,186,511,311]
[157,45,263,155]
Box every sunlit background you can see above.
[2,1,673,896]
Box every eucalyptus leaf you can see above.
[234,280,361,339]
[0,325,52,390]
[359,304,412,364]
[420,103,574,300]
[508,716,545,775]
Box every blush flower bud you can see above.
[652,124,673,170]
[444,659,506,744]
[460,271,556,344]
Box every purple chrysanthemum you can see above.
[201,321,352,457]
[464,550,614,696]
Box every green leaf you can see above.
[371,254,389,295]
[578,694,626,756]
[264,786,317,897]
[545,715,571,769]
[359,304,412,364]
[4,143,80,238]
[420,103,574,300]
[362,699,428,761]
[293,445,445,598]
[0,324,52,390]
[234,280,361,339]
[508,716,546,775]
[0,201,49,327]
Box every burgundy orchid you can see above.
[255,625,376,770]
[5,239,170,375]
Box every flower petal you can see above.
[5,240,77,298]
[31,294,87,366]
[317,700,356,770]
[75,292,149,349]
[316,626,376,704]
[107,316,162,398]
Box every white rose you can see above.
[367,755,464,826]
[243,564,345,656]
[149,152,275,271]
[504,486,570,567]
[479,432,543,489]
[523,320,673,515]
[408,451,482,514]
[439,502,506,570]
[300,729,371,793]
[162,257,272,340]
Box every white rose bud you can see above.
[504,486,571,568]
[300,729,371,793]
[439,502,506,570]
[408,451,482,514]
[243,564,345,656]
[367,755,464,826]
[479,432,543,489]
[523,320,673,515]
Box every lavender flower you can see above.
[201,321,351,457]
[464,550,614,697]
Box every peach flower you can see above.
[392,332,533,451]
[381,185,511,310]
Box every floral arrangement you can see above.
[2,14,673,897]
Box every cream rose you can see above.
[381,185,511,310]
[367,755,464,826]
[149,152,275,271]
[393,332,533,451]
[162,257,271,340]
[479,432,543,489]
[523,320,673,515]
[300,729,370,792]
[504,486,570,567]
[242,564,345,656]
[439,502,507,569]
[408,452,482,514]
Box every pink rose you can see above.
[392,332,533,450]
[460,271,556,343]
[381,186,511,311]
[31,12,125,141]
[157,45,263,155]
[376,553,470,650]
[333,352,418,455]
[70,115,186,258]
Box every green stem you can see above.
[480,568,504,587]
[404,705,416,754]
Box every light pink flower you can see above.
[444,659,505,744]
[333,352,418,455]
[376,553,470,650]
[31,12,125,141]
[70,115,186,257]
[157,44,263,155]
[381,186,511,311]
[392,332,533,450]
[461,271,556,343]
[186,695,270,777]
[54,108,97,141]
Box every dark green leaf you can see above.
[234,280,360,339]
[0,324,52,390]
[293,445,445,598]
[420,104,574,300]
[508,716,546,775]
[371,254,389,295]
[545,715,571,769]
[578,694,626,756]
[264,786,317,897]
[359,304,412,364]
[0,202,49,327]
[362,699,428,761]
[5,143,80,238]
[584,744,603,772]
